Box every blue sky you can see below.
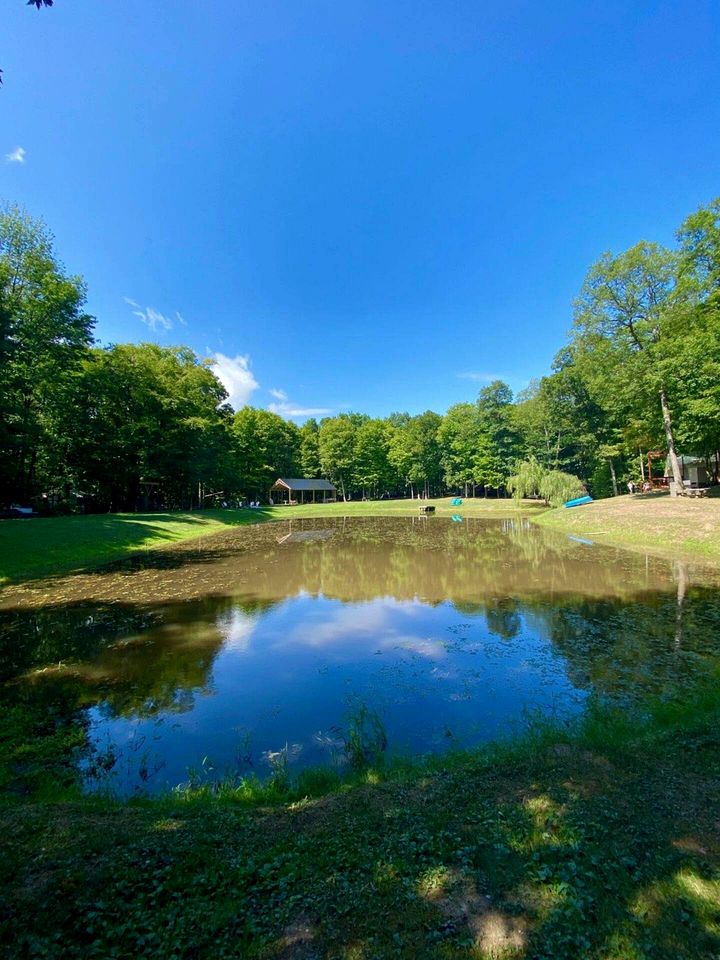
[2,1,719,418]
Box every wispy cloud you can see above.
[268,387,332,419]
[457,371,505,383]
[124,298,176,332]
[212,353,259,409]
[5,146,25,164]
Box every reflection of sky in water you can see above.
[87,594,585,795]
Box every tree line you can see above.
[1,198,719,512]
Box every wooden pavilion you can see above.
[270,478,337,505]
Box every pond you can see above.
[2,516,720,795]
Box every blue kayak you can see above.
[564,495,593,508]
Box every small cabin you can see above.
[670,454,715,489]
[270,478,337,505]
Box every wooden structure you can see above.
[270,478,336,505]
[646,450,669,489]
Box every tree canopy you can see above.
[2,196,720,511]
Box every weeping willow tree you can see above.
[539,470,586,507]
[508,457,585,506]
[507,457,545,500]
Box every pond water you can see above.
[2,516,720,795]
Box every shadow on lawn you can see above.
[0,508,276,587]
[1,565,720,956]
[1,707,719,959]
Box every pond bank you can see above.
[2,680,720,959]
[536,493,720,565]
[0,499,543,587]
[3,495,720,588]
[2,508,720,956]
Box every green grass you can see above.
[3,497,720,956]
[3,493,720,587]
[535,494,720,564]
[0,498,543,587]
[2,681,720,959]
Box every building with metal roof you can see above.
[270,478,337,504]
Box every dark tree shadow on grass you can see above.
[1,718,719,959]
[0,509,276,587]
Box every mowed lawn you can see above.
[537,493,720,564]
[4,494,720,586]
[0,498,544,586]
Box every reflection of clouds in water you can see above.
[216,608,257,653]
[283,599,447,660]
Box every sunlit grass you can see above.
[3,680,720,957]
[0,498,545,586]
[537,493,720,563]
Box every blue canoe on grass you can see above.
[563,495,593,508]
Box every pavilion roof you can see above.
[271,478,336,492]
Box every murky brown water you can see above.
[2,516,719,794]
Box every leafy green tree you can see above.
[473,433,506,496]
[319,414,367,500]
[299,418,321,478]
[508,457,584,506]
[538,469,586,507]
[437,403,482,494]
[71,344,229,510]
[354,419,393,498]
[571,241,688,491]
[507,457,546,501]
[388,411,442,498]
[672,199,720,472]
[0,205,94,503]
[514,368,603,481]
[231,407,300,500]
[677,196,720,294]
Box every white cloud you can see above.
[268,400,333,418]
[5,146,26,164]
[124,298,176,332]
[267,386,332,419]
[211,353,259,409]
[457,371,504,383]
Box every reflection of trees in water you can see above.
[3,518,719,793]
[0,596,280,792]
[484,599,522,641]
[240,516,684,608]
[0,604,159,682]
[0,595,280,792]
[525,586,720,701]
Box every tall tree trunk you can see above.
[608,458,618,497]
[659,387,683,496]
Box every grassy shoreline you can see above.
[3,496,720,956]
[0,498,542,587]
[2,681,720,958]
[536,493,720,565]
[3,493,720,588]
